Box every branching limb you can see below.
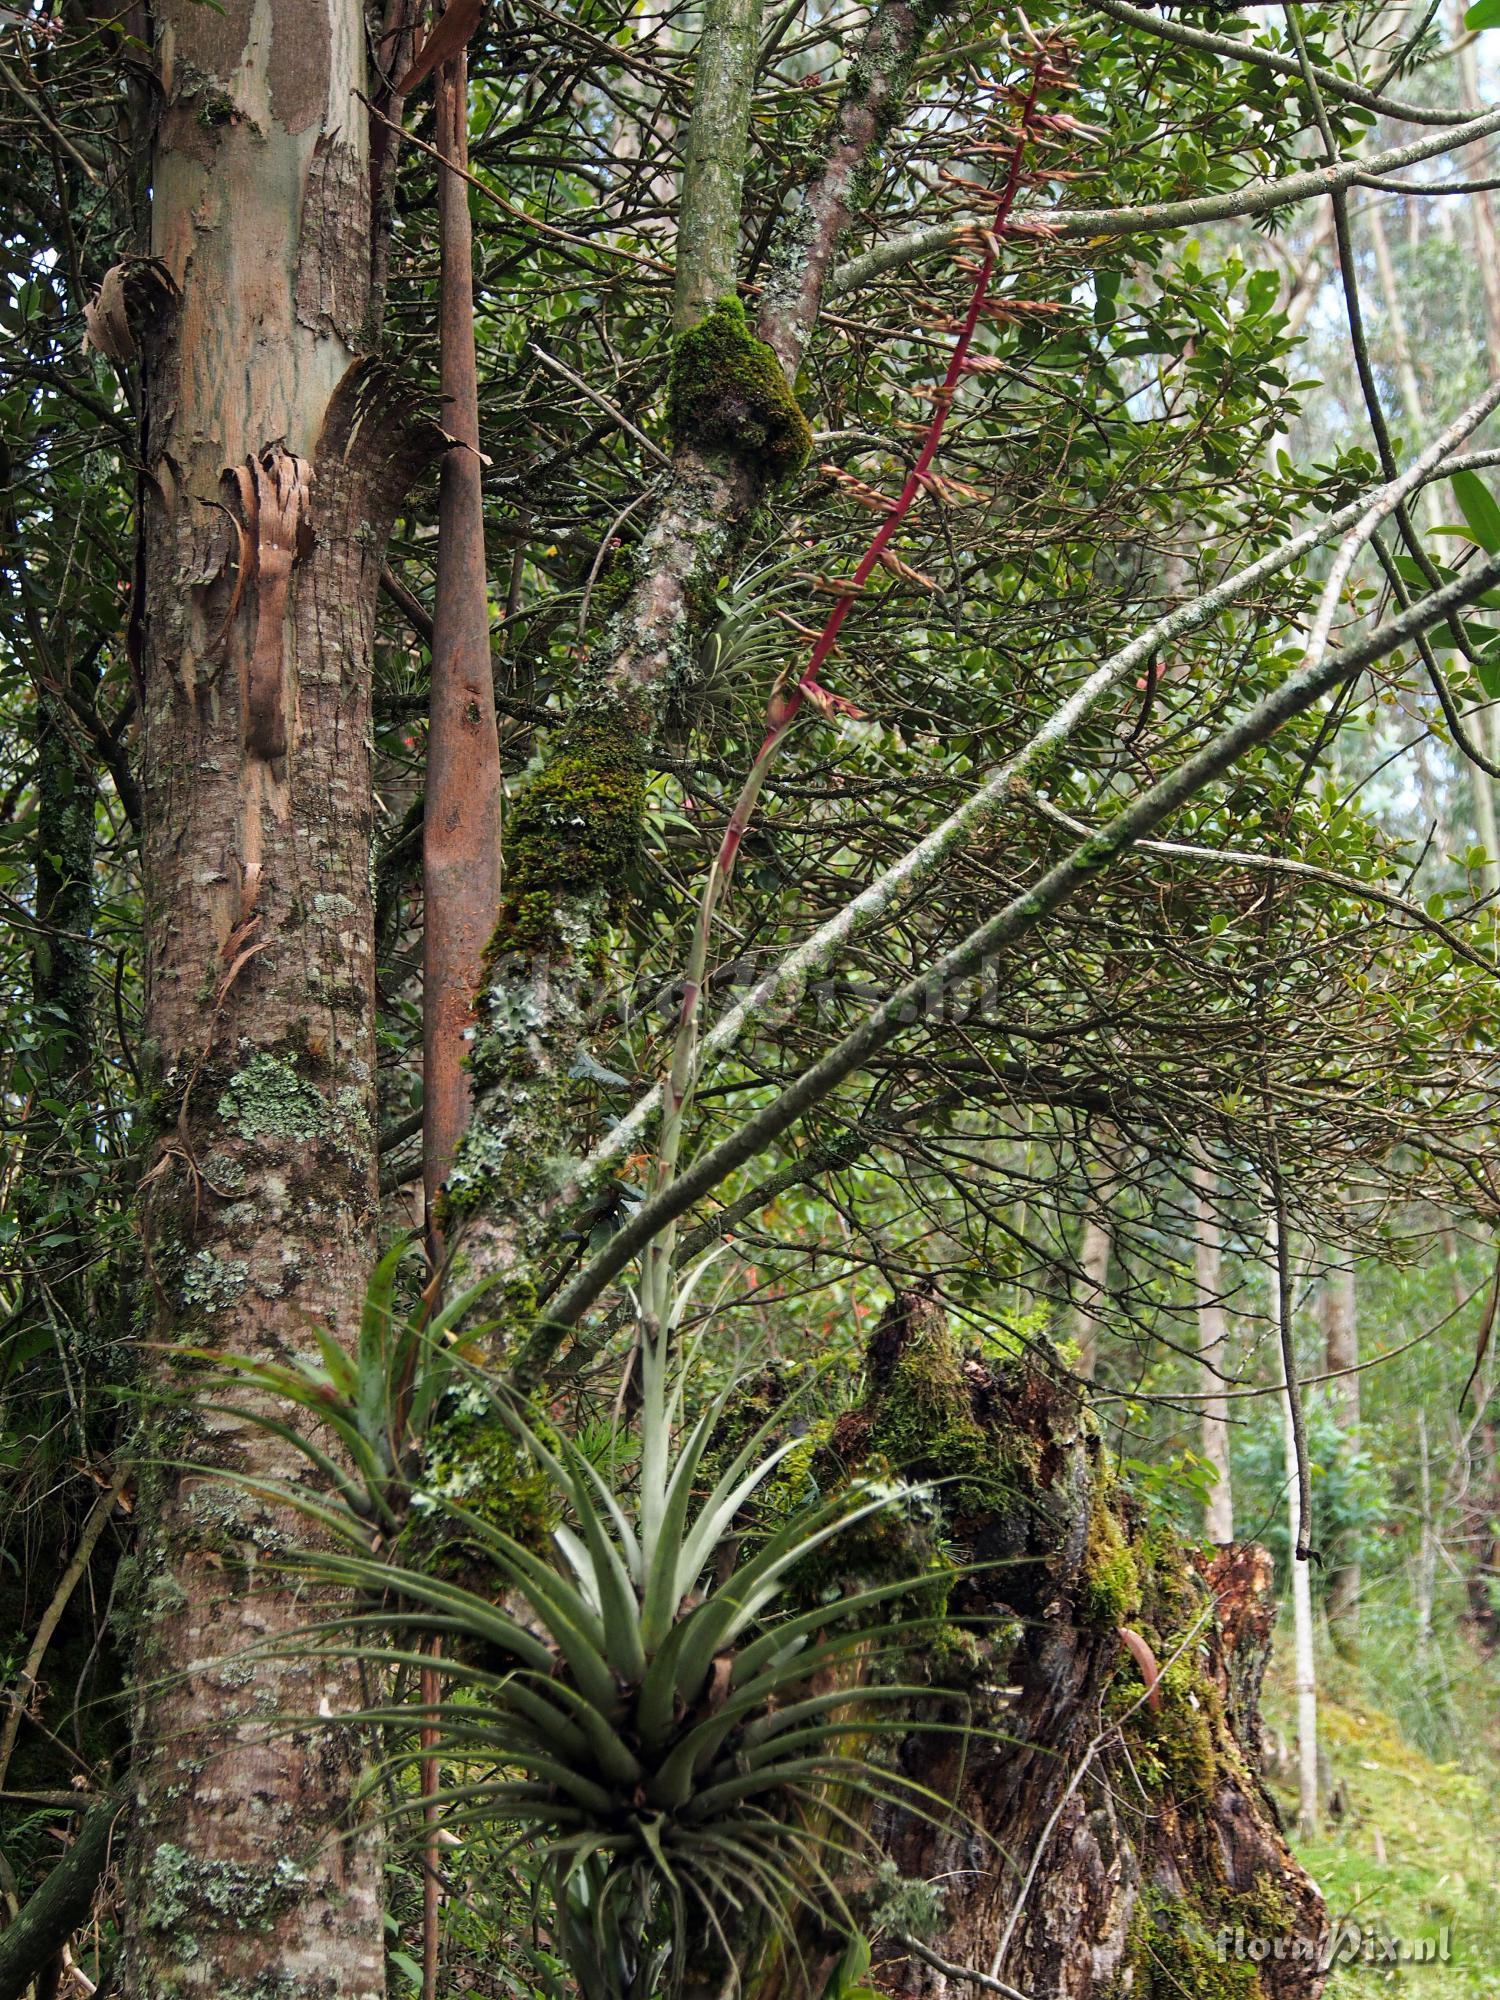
[582,379,1500,1183]
[0,1796,117,2000]
[529,552,1500,1348]
[1017,785,1500,976]
[829,107,1500,293]
[1095,0,1465,126]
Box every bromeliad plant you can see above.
[214,1248,984,2000]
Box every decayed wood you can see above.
[783,1292,1325,2000]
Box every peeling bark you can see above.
[756,0,948,377]
[122,7,437,1994]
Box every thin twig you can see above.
[0,1471,128,1794]
[528,342,671,468]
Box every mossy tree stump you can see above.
[756,1290,1326,2000]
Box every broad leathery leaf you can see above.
[1452,470,1500,552]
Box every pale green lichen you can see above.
[144,1842,308,1933]
[216,1052,326,1143]
[180,1248,249,1314]
[332,1086,373,1162]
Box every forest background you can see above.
[5,0,1500,1996]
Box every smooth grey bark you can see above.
[1269,1214,1318,1841]
[1073,1210,1111,1384]
[1193,1150,1235,1545]
[1321,1250,1360,1642]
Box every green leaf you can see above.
[1451,470,1500,553]
[1466,0,1500,28]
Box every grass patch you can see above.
[1262,1648,1500,1993]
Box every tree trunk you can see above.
[1415,1408,1436,1666]
[1073,1136,1117,1383]
[1074,1211,1111,1385]
[1320,1252,1360,1647]
[422,30,502,1246]
[1455,25,1500,885]
[119,6,433,1992]
[1192,1149,1235,1544]
[448,0,951,1337]
[1269,1217,1318,1841]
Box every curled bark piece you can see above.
[1117,1625,1162,1712]
[223,443,315,763]
[395,0,484,96]
[81,258,178,365]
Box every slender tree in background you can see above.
[1271,1210,1319,1841]
[1322,1245,1361,1644]
[1194,1147,1236,1546]
[1072,1145,1114,1383]
[422,5,503,1247]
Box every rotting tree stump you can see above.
[768,1287,1326,2000]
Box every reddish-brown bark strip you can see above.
[422,21,503,1246]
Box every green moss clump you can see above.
[1078,1487,1142,1629]
[411,1384,559,1580]
[1118,1892,1265,1999]
[1112,1644,1222,1800]
[485,716,647,964]
[1150,1655,1219,1796]
[1225,1873,1297,1939]
[866,1324,996,1520]
[196,90,238,129]
[667,297,813,483]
